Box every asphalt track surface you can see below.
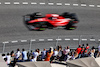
[0,2,100,52]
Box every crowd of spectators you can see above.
[2,44,100,67]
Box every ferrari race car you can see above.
[24,12,79,31]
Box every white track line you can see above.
[39,3,45,5]
[3,41,9,44]
[90,39,95,41]
[48,3,54,5]
[89,5,95,7]
[47,39,53,41]
[0,2,1,4]
[21,40,27,42]
[39,39,44,41]
[98,39,100,41]
[31,2,37,4]
[14,2,20,4]
[56,39,62,41]
[81,4,87,7]
[97,5,100,7]
[56,3,62,5]
[11,41,18,43]
[31,39,36,41]
[5,2,11,4]
[73,4,78,6]
[65,39,70,41]
[22,2,28,4]
[81,39,87,41]
[73,39,79,41]
[65,3,70,6]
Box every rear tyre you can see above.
[29,22,46,31]
[65,21,76,30]
[47,23,54,29]
[65,24,76,30]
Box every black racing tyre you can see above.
[65,23,76,30]
[33,22,46,31]
[65,24,72,30]
[65,21,73,30]
[47,23,54,29]
[61,12,70,18]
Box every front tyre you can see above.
[65,21,76,30]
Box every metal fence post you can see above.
[29,39,36,52]
[29,40,32,52]
[56,36,59,47]
[3,43,6,53]
[79,35,82,45]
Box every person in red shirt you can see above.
[86,43,90,50]
[82,48,88,57]
[76,45,82,58]
[76,45,82,54]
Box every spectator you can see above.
[10,51,15,62]
[83,48,88,57]
[76,45,82,58]
[2,54,8,64]
[57,45,62,51]
[37,48,42,61]
[41,49,46,60]
[31,56,35,62]
[37,48,41,55]
[4,58,7,64]
[57,48,62,60]
[50,47,54,55]
[63,46,70,61]
[73,51,78,59]
[50,49,58,63]
[6,53,11,65]
[82,44,85,49]
[86,43,90,50]
[97,45,100,57]
[15,49,21,60]
[9,57,17,67]
[32,49,39,62]
[10,51,15,57]
[27,50,33,60]
[81,48,85,58]
[90,46,95,57]
[57,46,60,51]
[2,54,6,60]
[71,52,75,60]
[45,50,52,61]
[66,53,72,61]
[22,49,28,61]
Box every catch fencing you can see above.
[0,35,100,53]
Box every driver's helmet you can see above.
[34,12,42,16]
[52,17,57,20]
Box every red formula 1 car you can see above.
[24,12,79,31]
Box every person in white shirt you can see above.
[15,49,21,60]
[32,49,39,62]
[31,56,36,62]
[22,49,28,61]
[41,49,46,60]
[2,54,6,59]
[63,46,70,61]
[90,46,95,57]
[97,45,100,57]
[53,49,58,56]
[98,45,100,52]
[6,53,11,65]
[50,49,58,63]
[66,53,72,61]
